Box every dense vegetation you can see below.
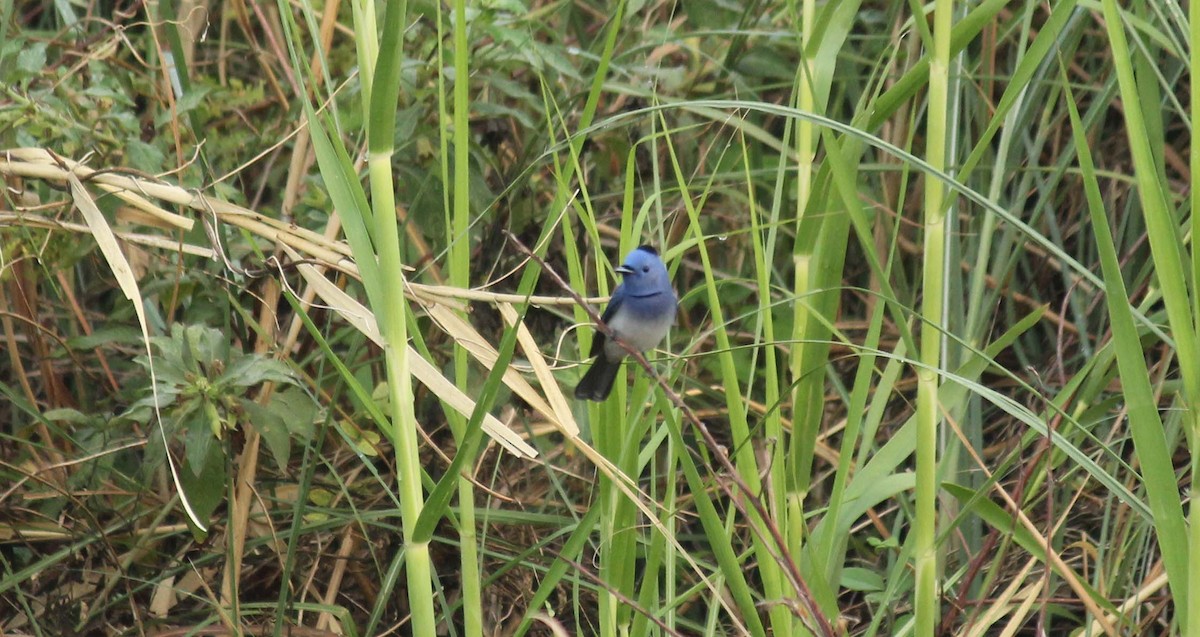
[1,0,1196,635]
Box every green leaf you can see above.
[338,420,381,457]
[219,356,296,390]
[178,440,226,540]
[271,387,317,440]
[172,326,200,376]
[243,399,291,468]
[841,568,885,593]
[42,408,95,425]
[64,326,143,350]
[171,83,212,117]
[126,140,166,174]
[16,42,47,76]
[184,407,215,475]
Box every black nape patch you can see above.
[636,245,658,256]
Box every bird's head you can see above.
[616,245,671,295]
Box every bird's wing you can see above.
[589,283,626,358]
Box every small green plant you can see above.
[127,324,316,533]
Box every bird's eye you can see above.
[642,266,650,272]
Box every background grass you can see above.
[1,0,1196,635]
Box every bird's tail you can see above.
[574,357,622,401]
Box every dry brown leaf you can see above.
[286,246,537,459]
[66,167,207,531]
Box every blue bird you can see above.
[575,245,677,401]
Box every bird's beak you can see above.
[614,264,635,275]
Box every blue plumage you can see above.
[575,245,677,401]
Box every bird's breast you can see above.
[604,300,675,354]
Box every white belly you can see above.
[604,303,675,356]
